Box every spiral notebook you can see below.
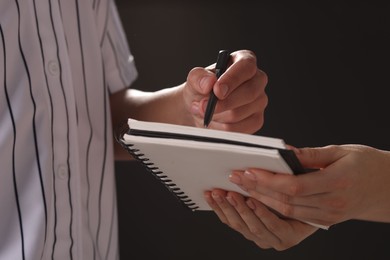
[116,118,307,208]
[116,119,329,229]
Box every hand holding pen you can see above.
[182,50,268,134]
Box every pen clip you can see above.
[215,50,230,78]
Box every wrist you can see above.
[172,84,196,126]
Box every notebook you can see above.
[116,118,307,208]
[117,119,328,230]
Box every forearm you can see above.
[110,86,194,127]
[356,149,390,223]
[110,85,194,160]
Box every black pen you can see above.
[203,50,231,128]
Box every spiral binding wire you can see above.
[116,121,199,211]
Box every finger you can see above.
[186,67,217,96]
[254,194,337,227]
[204,190,229,225]
[210,189,250,228]
[230,169,342,222]
[227,192,280,245]
[210,189,244,226]
[296,145,348,169]
[206,108,265,134]
[249,191,312,220]
[247,199,291,250]
[209,189,263,243]
[248,199,319,250]
[248,198,290,232]
[214,51,268,100]
[234,169,343,225]
[229,170,287,198]
[242,168,340,197]
[212,76,268,116]
[204,80,267,133]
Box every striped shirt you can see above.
[0,0,137,259]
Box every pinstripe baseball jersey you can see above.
[0,0,137,259]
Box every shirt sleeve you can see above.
[102,1,138,94]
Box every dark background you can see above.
[114,1,390,259]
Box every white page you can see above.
[123,134,293,210]
[128,118,287,149]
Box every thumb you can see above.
[186,67,216,96]
[295,145,346,169]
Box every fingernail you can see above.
[244,170,256,180]
[191,102,200,115]
[219,84,229,98]
[229,173,242,185]
[226,195,237,207]
[204,192,216,206]
[200,76,212,91]
[212,191,223,203]
[246,199,256,210]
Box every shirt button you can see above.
[48,60,59,76]
[57,165,68,180]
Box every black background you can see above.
[114,1,390,259]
